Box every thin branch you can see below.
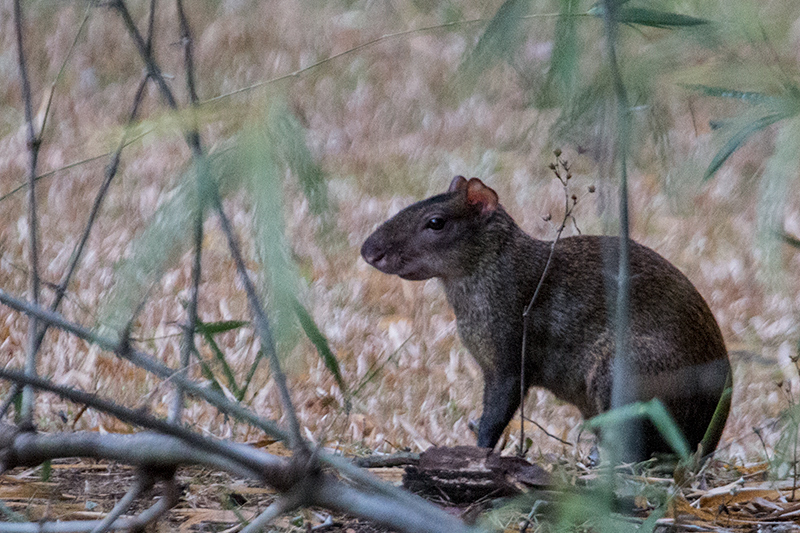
[170,0,203,424]
[124,477,181,530]
[522,415,573,447]
[145,0,157,53]
[0,130,151,204]
[239,491,304,533]
[109,0,178,110]
[35,74,150,356]
[0,423,263,480]
[37,3,93,139]
[176,0,198,104]
[0,372,287,482]
[13,0,42,430]
[88,474,153,533]
[0,384,21,419]
[210,192,305,451]
[110,0,304,450]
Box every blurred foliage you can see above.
[98,94,345,394]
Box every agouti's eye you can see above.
[425,217,446,230]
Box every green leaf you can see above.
[780,231,800,250]
[99,163,208,337]
[291,297,349,405]
[617,7,708,28]
[267,101,329,216]
[460,0,532,80]
[586,399,691,460]
[198,320,241,399]
[590,5,709,29]
[683,84,777,104]
[538,0,581,107]
[196,320,249,335]
[704,112,788,180]
[240,111,304,351]
[239,349,265,402]
[192,347,224,394]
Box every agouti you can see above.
[361,176,731,461]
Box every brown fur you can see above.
[361,177,730,460]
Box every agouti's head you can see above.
[361,176,500,280]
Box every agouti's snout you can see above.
[360,238,386,269]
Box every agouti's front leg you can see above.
[476,370,522,449]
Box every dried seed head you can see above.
[542,213,552,221]
[553,148,562,157]
[548,163,557,170]
[588,185,596,193]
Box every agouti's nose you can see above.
[360,239,385,266]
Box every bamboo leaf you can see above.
[198,320,241,399]
[589,5,708,29]
[682,84,777,104]
[779,231,800,250]
[196,320,249,335]
[460,0,532,79]
[538,0,581,107]
[586,399,690,460]
[193,347,224,394]
[267,101,328,216]
[291,297,349,404]
[704,112,788,180]
[618,7,708,28]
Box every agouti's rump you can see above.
[361,176,731,461]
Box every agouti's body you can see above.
[361,177,730,460]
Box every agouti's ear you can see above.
[466,178,499,214]
[449,175,468,192]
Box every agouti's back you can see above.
[361,176,730,461]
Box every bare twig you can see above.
[0,131,152,204]
[0,384,21,419]
[176,0,199,105]
[518,152,581,455]
[522,416,573,447]
[0,424,264,480]
[13,0,42,430]
[239,491,305,533]
[211,195,306,450]
[0,369,263,468]
[35,75,150,358]
[170,0,202,423]
[125,477,182,530]
[37,2,93,139]
[110,0,304,450]
[108,0,178,110]
[88,474,153,533]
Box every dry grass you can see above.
[0,0,798,470]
